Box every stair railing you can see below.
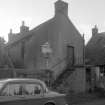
[49,57,67,80]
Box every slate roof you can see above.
[85,32,105,65]
[6,18,54,48]
[6,0,84,48]
[6,13,82,48]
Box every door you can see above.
[67,45,74,68]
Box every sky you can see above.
[0,0,105,43]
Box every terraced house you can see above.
[85,25,105,91]
[5,0,85,93]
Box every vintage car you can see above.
[0,78,67,105]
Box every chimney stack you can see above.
[20,21,29,34]
[92,25,98,36]
[10,29,12,34]
[8,29,13,42]
[55,0,68,16]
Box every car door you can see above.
[23,82,43,96]
[0,82,28,105]
[18,82,47,105]
[1,83,23,96]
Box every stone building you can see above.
[0,37,6,67]
[6,0,85,93]
[85,25,105,91]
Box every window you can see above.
[2,83,23,96]
[1,83,42,96]
[67,45,74,67]
[24,83,42,95]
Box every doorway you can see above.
[66,45,74,68]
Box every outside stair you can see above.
[52,67,75,90]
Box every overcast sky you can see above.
[0,0,105,43]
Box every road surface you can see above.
[75,98,105,105]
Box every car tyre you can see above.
[44,102,55,105]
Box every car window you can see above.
[2,83,23,96]
[1,83,43,96]
[24,83,42,95]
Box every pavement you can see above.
[66,91,105,105]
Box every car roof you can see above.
[0,78,47,88]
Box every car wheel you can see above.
[44,102,55,105]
